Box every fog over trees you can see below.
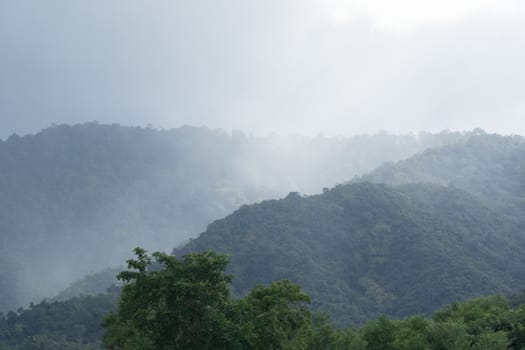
[0,123,472,312]
[2,1,525,348]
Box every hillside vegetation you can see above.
[0,123,467,311]
[175,182,525,325]
[0,290,118,350]
[361,131,525,217]
[3,250,525,350]
[174,132,525,325]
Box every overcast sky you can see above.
[1,0,525,139]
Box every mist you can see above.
[0,124,475,311]
[3,2,525,346]
[1,1,525,138]
[1,0,525,329]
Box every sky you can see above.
[1,0,525,139]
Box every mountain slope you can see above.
[175,182,525,325]
[360,131,525,216]
[0,123,467,311]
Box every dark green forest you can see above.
[173,132,525,325]
[175,181,525,325]
[0,291,118,349]
[361,130,525,217]
[0,123,468,311]
[2,126,525,348]
[3,250,525,350]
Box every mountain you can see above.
[360,131,525,217]
[0,123,466,311]
[0,289,119,350]
[50,267,122,302]
[174,181,525,325]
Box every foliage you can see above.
[234,280,312,349]
[175,180,525,325]
[0,123,469,311]
[103,248,312,350]
[51,267,123,302]
[103,250,525,349]
[361,131,525,218]
[6,249,525,349]
[309,294,525,350]
[0,290,118,349]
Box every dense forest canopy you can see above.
[175,181,525,325]
[360,131,525,217]
[0,290,119,350]
[2,128,525,348]
[175,133,525,325]
[0,123,470,312]
[4,250,525,350]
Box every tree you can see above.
[234,280,311,349]
[103,248,313,350]
[103,248,236,350]
[362,316,398,350]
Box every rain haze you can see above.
[1,0,525,138]
[5,3,525,345]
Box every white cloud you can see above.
[329,0,522,31]
[1,0,525,137]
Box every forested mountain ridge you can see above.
[360,131,525,216]
[174,181,525,325]
[0,122,467,311]
[3,128,525,346]
[0,289,119,350]
[5,265,525,349]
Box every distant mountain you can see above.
[0,122,465,311]
[50,267,122,302]
[173,131,525,325]
[0,289,119,350]
[174,182,525,325]
[360,131,525,217]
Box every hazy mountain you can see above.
[172,132,525,325]
[0,289,119,350]
[360,130,525,217]
[0,123,465,311]
[174,182,525,325]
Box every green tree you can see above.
[234,280,311,349]
[427,321,470,350]
[308,313,365,350]
[103,248,313,350]
[103,248,236,350]
[391,316,431,350]
[433,296,512,348]
[362,316,398,350]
